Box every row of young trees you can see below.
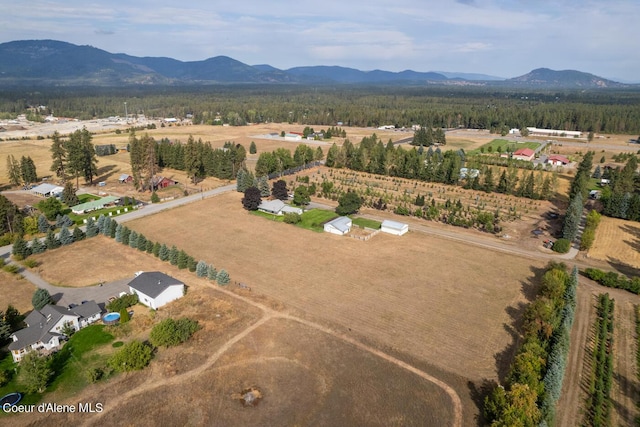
[584,294,615,426]
[324,134,557,201]
[558,152,594,252]
[6,155,37,186]
[484,263,578,426]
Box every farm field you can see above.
[126,191,545,382]
[588,216,640,269]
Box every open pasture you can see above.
[127,191,544,381]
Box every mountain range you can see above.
[0,40,632,88]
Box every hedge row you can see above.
[584,268,640,295]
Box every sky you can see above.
[2,0,639,82]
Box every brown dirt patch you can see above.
[0,269,36,313]
[588,216,640,269]
[126,191,543,381]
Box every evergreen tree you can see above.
[169,245,179,265]
[101,216,112,236]
[128,231,138,248]
[96,215,105,233]
[216,269,230,285]
[109,219,118,238]
[58,226,74,245]
[236,169,247,192]
[85,217,99,237]
[32,288,53,310]
[207,264,217,281]
[30,237,46,254]
[20,156,38,184]
[145,239,154,253]
[257,175,271,197]
[496,170,509,193]
[562,193,583,241]
[114,223,123,242]
[592,165,602,179]
[45,229,60,249]
[50,131,67,180]
[72,226,85,241]
[483,167,495,193]
[121,227,131,245]
[137,234,147,251]
[12,235,31,259]
[196,260,208,277]
[152,242,161,257]
[177,250,188,269]
[37,214,50,233]
[158,244,170,261]
[249,141,257,154]
[6,154,22,186]
[187,255,197,272]
[55,214,73,228]
[61,182,79,206]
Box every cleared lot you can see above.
[127,191,544,381]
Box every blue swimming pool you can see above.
[102,312,120,324]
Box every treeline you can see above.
[484,264,578,426]
[584,294,615,426]
[255,144,323,177]
[584,268,640,295]
[2,85,640,133]
[128,132,247,190]
[557,151,594,252]
[600,156,640,221]
[325,134,557,200]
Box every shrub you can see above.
[85,367,104,383]
[108,340,153,372]
[151,192,160,203]
[106,293,139,312]
[552,238,571,253]
[3,264,20,274]
[149,318,200,348]
[216,269,230,286]
[283,212,301,224]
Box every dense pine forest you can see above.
[1,85,640,133]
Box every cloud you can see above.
[94,29,115,35]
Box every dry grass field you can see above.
[126,191,544,381]
[588,216,640,269]
[0,270,36,313]
[28,236,189,287]
[90,317,455,427]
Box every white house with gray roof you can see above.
[257,199,303,215]
[8,301,101,362]
[128,271,185,310]
[324,216,352,235]
[380,219,409,236]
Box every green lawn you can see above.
[78,194,100,203]
[351,217,381,230]
[250,210,284,222]
[0,324,114,413]
[298,209,338,232]
[468,139,541,155]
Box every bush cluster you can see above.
[584,268,640,295]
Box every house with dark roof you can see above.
[8,301,101,362]
[119,173,133,183]
[128,271,185,310]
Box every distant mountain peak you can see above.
[508,68,624,88]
